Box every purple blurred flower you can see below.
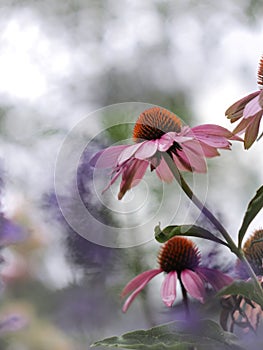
[0,314,28,335]
[44,144,118,274]
[0,213,26,247]
[55,283,118,332]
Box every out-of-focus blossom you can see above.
[0,314,28,335]
[55,283,119,332]
[0,213,26,247]
[44,191,115,275]
[90,107,240,199]
[44,145,117,274]
[121,236,232,312]
[225,55,263,149]
[0,212,28,336]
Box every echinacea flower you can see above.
[221,229,263,332]
[225,55,263,149]
[236,229,263,279]
[90,107,239,199]
[121,236,232,312]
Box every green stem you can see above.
[162,153,263,294]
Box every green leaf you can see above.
[154,223,228,247]
[238,185,263,247]
[91,320,244,349]
[217,280,263,309]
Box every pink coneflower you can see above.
[90,107,239,199]
[225,55,263,149]
[121,236,232,312]
[221,230,263,332]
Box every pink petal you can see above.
[134,141,158,159]
[102,167,123,194]
[191,124,236,148]
[195,135,230,149]
[121,269,162,297]
[244,111,262,149]
[157,134,176,152]
[195,267,233,291]
[121,269,162,312]
[118,143,144,164]
[232,117,253,135]
[193,124,242,142]
[161,271,177,307]
[89,145,128,168]
[192,124,233,137]
[176,141,207,173]
[171,153,193,172]
[118,159,148,199]
[243,95,262,118]
[167,131,193,144]
[181,269,206,303]
[155,157,174,182]
[198,142,220,158]
[225,91,260,121]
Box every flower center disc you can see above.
[258,56,263,89]
[243,229,263,276]
[133,107,182,142]
[158,236,200,273]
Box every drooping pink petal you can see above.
[102,165,124,194]
[195,267,233,291]
[121,269,162,297]
[177,141,207,173]
[161,271,177,307]
[191,125,237,148]
[171,152,193,172]
[192,124,234,138]
[118,143,144,164]
[225,91,260,122]
[243,95,262,119]
[155,157,174,182]
[121,269,162,312]
[244,111,262,149]
[197,142,220,158]
[232,117,253,135]
[181,269,206,303]
[89,145,128,168]
[118,159,148,199]
[134,140,158,159]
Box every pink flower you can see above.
[90,107,239,199]
[121,236,232,312]
[225,56,263,149]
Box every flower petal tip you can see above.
[118,191,124,200]
[162,298,175,307]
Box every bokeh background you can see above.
[0,1,262,349]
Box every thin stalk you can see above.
[163,153,236,251]
[162,152,263,294]
[178,275,190,318]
